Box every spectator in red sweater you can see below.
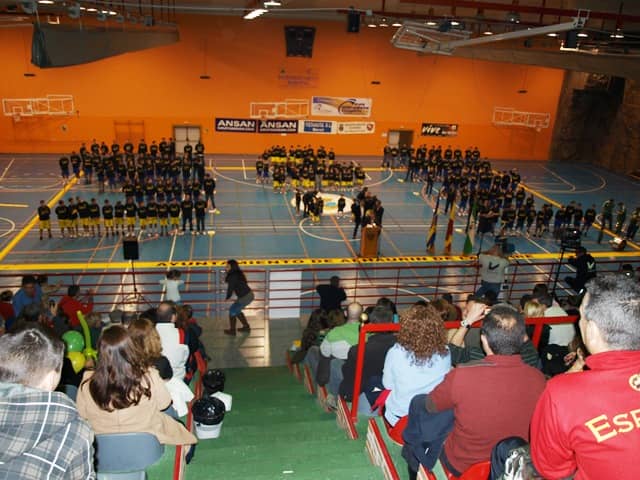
[59,285,94,328]
[0,290,15,331]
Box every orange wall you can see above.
[0,16,564,159]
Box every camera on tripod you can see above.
[560,228,582,251]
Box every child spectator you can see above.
[59,285,94,329]
[160,269,184,303]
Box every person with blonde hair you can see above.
[382,303,451,425]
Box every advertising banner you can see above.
[420,123,459,137]
[299,120,336,134]
[215,118,257,133]
[337,121,376,134]
[311,96,372,117]
[258,119,299,134]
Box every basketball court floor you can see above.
[0,153,638,367]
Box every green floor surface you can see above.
[184,366,383,480]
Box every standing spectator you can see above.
[475,244,509,299]
[12,275,42,319]
[530,274,640,479]
[351,199,364,239]
[223,260,254,336]
[59,285,94,329]
[316,275,347,312]
[565,246,597,293]
[160,269,184,304]
[601,198,614,230]
[203,172,220,214]
[0,324,95,479]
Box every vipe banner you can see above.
[258,119,299,134]
[299,120,335,134]
[421,123,459,137]
[337,121,376,135]
[311,96,372,117]
[215,117,257,133]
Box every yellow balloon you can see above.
[67,351,86,373]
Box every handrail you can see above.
[349,315,580,422]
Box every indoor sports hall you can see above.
[1,1,639,479]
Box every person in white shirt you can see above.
[538,292,573,346]
[475,244,509,300]
[160,269,184,304]
[155,301,189,381]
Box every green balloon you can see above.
[62,330,85,353]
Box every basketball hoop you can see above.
[12,113,21,123]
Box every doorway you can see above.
[387,129,414,147]
[173,125,201,155]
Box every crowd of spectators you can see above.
[293,267,640,479]
[0,276,207,477]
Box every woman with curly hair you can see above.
[76,324,196,445]
[382,303,451,425]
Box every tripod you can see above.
[122,259,152,312]
[550,246,569,297]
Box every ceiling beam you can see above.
[399,0,640,23]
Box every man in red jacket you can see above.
[58,285,93,328]
[531,274,640,480]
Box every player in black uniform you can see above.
[88,198,101,237]
[194,198,207,235]
[181,194,194,234]
[54,200,68,238]
[168,198,181,235]
[102,199,114,237]
[37,200,52,240]
[59,156,70,184]
[114,200,125,236]
[157,200,169,236]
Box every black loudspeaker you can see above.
[347,11,360,33]
[284,26,315,58]
[123,237,139,260]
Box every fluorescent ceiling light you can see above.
[379,18,389,27]
[86,7,97,12]
[263,0,281,6]
[38,0,54,4]
[391,21,402,27]
[367,22,377,28]
[577,32,588,38]
[547,32,558,37]
[79,6,86,9]
[108,10,117,15]
[483,30,493,35]
[450,20,460,26]
[244,8,266,19]
[610,31,624,39]
[426,21,437,26]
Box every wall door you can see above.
[387,130,414,147]
[173,125,201,155]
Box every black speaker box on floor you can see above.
[123,236,139,260]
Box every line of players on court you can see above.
[255,145,367,193]
[38,138,221,239]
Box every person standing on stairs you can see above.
[223,259,254,336]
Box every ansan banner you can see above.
[311,96,372,117]
[215,117,257,133]
[299,120,336,134]
[257,119,299,134]
[337,121,376,135]
[421,123,459,137]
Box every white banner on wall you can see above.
[337,121,376,134]
[311,96,372,117]
[298,120,336,134]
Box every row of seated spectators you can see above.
[292,272,640,479]
[0,295,207,477]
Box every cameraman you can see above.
[565,246,596,293]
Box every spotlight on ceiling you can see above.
[263,0,281,6]
[506,11,520,23]
[379,17,389,27]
